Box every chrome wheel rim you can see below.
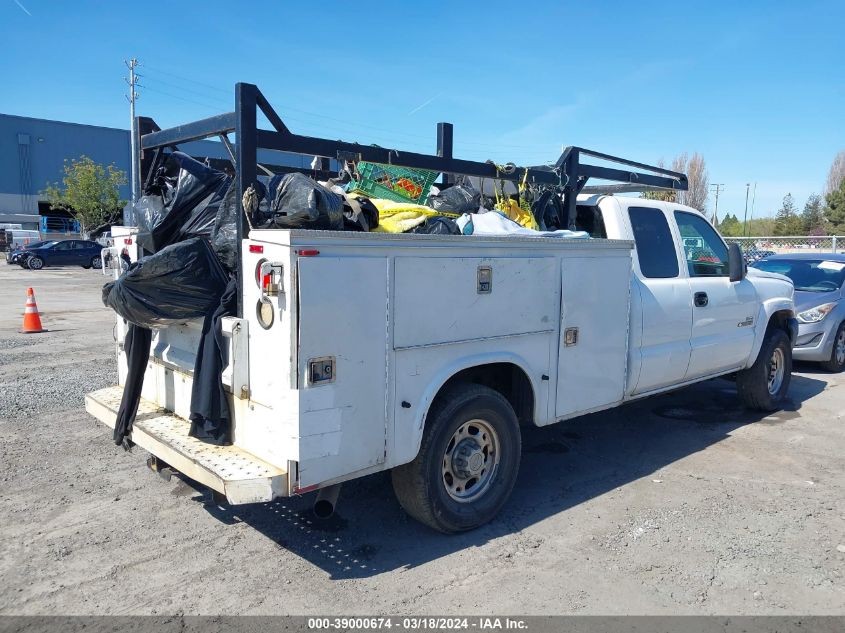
[92,257,102,269]
[30,258,42,269]
[835,330,845,366]
[442,418,500,503]
[767,347,785,395]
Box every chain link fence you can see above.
[724,236,844,260]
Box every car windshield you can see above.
[753,259,845,292]
[20,241,51,250]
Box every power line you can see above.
[141,64,231,95]
[138,74,562,166]
[137,73,232,105]
[141,68,549,151]
[142,84,224,112]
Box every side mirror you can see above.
[728,242,746,282]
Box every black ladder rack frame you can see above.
[133,82,688,316]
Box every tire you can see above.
[90,256,102,269]
[27,256,44,270]
[736,328,792,411]
[391,383,521,533]
[820,322,845,372]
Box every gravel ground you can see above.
[1,265,844,615]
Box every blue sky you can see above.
[1,0,842,218]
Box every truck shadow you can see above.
[201,373,827,579]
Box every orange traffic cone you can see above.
[21,287,45,334]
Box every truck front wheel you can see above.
[736,328,792,411]
[391,383,521,533]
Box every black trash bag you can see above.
[102,237,229,329]
[262,173,344,230]
[136,152,230,253]
[530,189,565,231]
[427,180,481,215]
[210,180,240,272]
[189,278,238,446]
[113,323,152,449]
[133,194,165,250]
[178,175,232,239]
[410,216,461,235]
[342,196,379,232]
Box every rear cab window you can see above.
[574,205,607,238]
[627,206,679,278]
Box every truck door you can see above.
[672,210,757,379]
[625,206,693,394]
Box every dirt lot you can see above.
[1,265,844,615]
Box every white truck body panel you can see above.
[88,195,795,501]
[239,230,633,488]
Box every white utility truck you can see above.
[86,84,796,533]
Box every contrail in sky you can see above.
[408,93,442,116]
[13,0,32,15]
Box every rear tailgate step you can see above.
[85,386,287,504]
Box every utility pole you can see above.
[124,58,141,206]
[748,182,757,233]
[742,183,751,236]
[709,183,725,226]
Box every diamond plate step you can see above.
[86,385,288,504]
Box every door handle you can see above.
[694,291,709,307]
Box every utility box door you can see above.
[296,257,389,487]
[394,256,558,349]
[556,255,631,418]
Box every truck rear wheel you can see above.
[736,328,792,411]
[391,383,521,533]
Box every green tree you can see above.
[744,217,776,236]
[718,213,743,237]
[42,156,127,237]
[824,180,845,233]
[801,193,826,234]
[774,193,803,236]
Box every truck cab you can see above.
[576,195,795,399]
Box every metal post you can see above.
[742,183,750,236]
[235,83,258,319]
[749,182,757,223]
[436,122,454,186]
[563,149,579,231]
[833,236,838,254]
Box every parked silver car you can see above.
[752,253,845,371]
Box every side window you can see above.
[674,211,729,277]
[54,241,72,250]
[627,206,679,278]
